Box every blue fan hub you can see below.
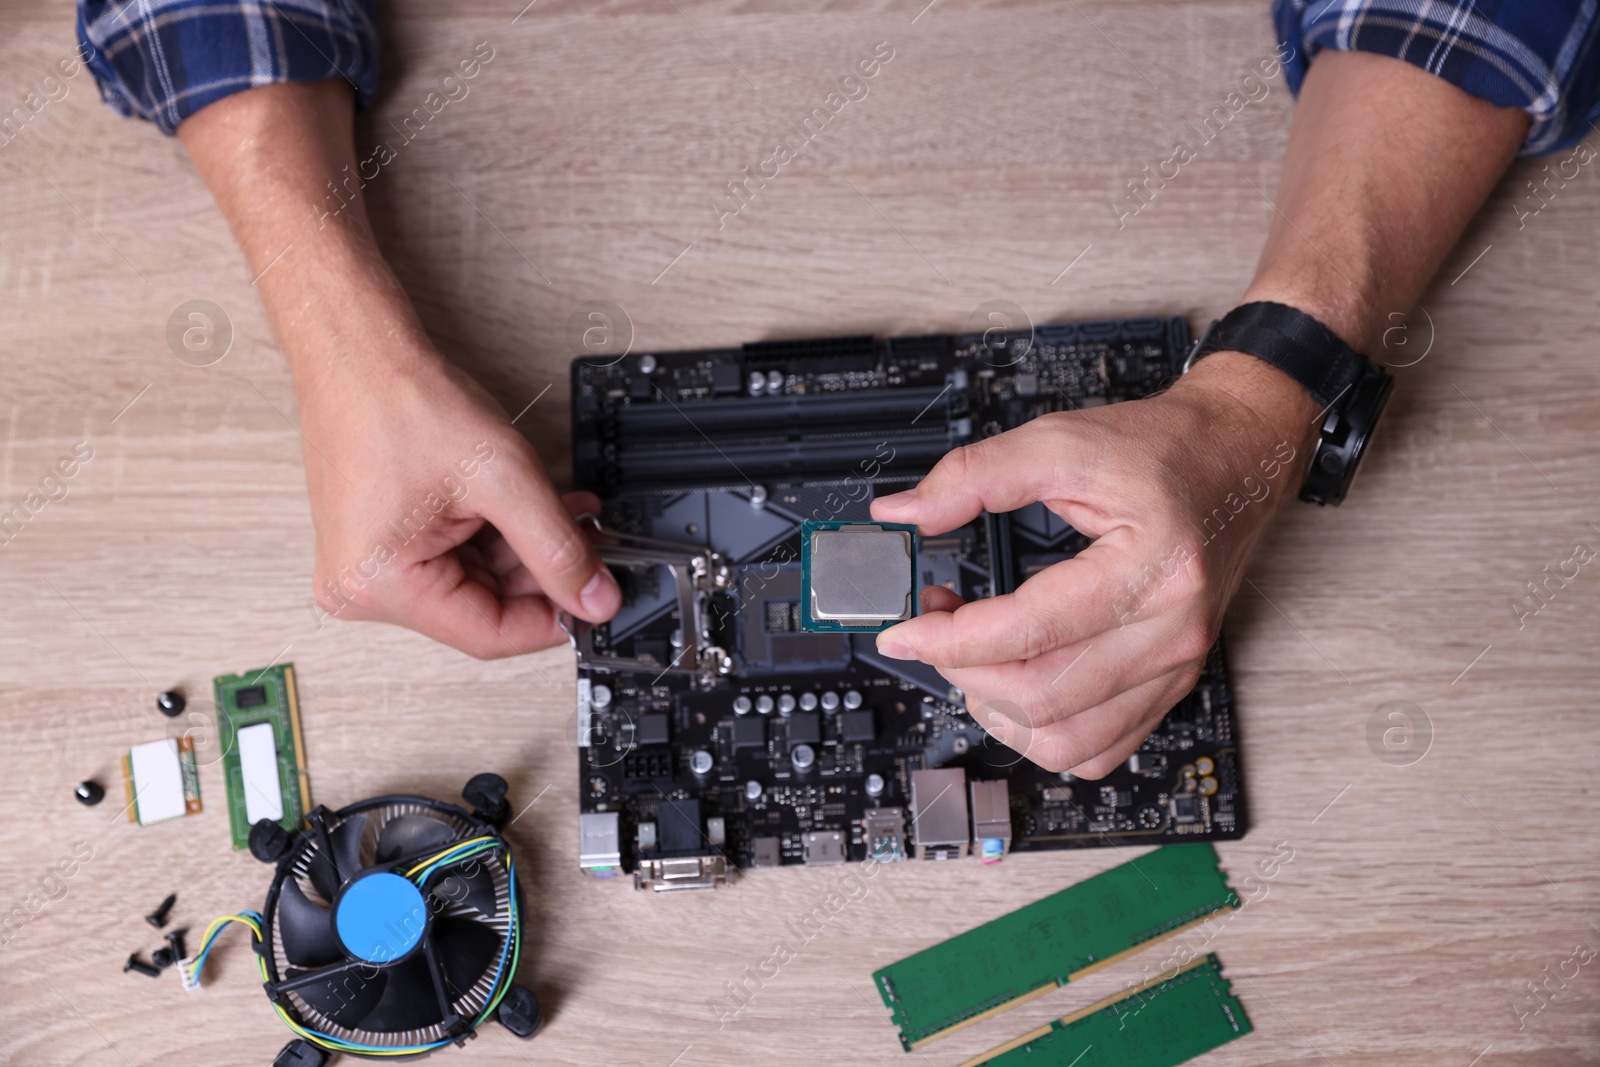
[334,872,429,964]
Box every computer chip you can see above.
[800,520,918,633]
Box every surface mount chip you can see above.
[800,520,918,633]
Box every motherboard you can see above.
[568,317,1246,890]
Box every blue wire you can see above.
[192,911,264,980]
[304,854,518,1054]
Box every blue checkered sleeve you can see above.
[77,0,380,135]
[1274,0,1600,156]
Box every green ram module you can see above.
[957,954,1251,1067]
[214,663,311,850]
[874,843,1238,1049]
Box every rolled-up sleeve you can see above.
[77,0,380,135]
[1273,0,1600,156]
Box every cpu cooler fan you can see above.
[189,774,540,1065]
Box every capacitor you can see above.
[777,694,796,716]
[733,695,753,716]
[748,371,766,395]
[791,744,816,772]
[690,750,714,775]
[820,691,841,714]
[766,370,783,393]
[749,485,768,510]
[865,773,885,798]
[638,353,657,374]
[755,695,775,715]
[745,780,763,802]
[842,689,863,710]
[798,693,819,712]
[590,684,612,709]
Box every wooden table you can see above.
[2,2,1597,1064]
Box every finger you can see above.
[476,450,620,623]
[870,423,1079,534]
[919,585,965,613]
[972,669,1191,774]
[562,490,602,523]
[470,526,545,597]
[1067,701,1176,780]
[939,610,1207,730]
[879,545,1130,668]
[388,550,569,657]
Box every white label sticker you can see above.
[129,738,187,825]
[238,722,285,825]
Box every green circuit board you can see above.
[873,843,1238,1049]
[961,954,1252,1067]
[214,663,311,850]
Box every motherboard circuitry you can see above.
[568,317,1246,889]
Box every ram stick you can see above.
[873,843,1238,1050]
[958,954,1251,1067]
[214,663,311,850]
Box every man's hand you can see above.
[178,80,620,656]
[303,346,619,657]
[872,49,1527,775]
[871,353,1317,776]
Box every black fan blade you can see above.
[289,965,387,1029]
[432,864,498,919]
[308,813,368,901]
[435,915,501,998]
[278,878,342,968]
[375,814,457,864]
[351,953,444,1032]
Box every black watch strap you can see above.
[1184,300,1366,410]
[1184,300,1395,507]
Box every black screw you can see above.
[165,928,187,961]
[144,893,177,928]
[157,690,186,717]
[74,780,105,806]
[152,947,174,969]
[124,953,161,978]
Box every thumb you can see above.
[477,446,620,623]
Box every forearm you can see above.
[1242,49,1528,354]
[176,81,437,393]
[1172,48,1529,472]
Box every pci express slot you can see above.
[872,843,1239,1051]
[612,427,958,486]
[957,954,1251,1067]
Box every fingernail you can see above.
[876,638,916,661]
[874,488,917,510]
[580,569,620,619]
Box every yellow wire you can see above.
[403,835,498,877]
[198,837,505,1058]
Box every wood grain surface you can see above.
[1,2,1597,1065]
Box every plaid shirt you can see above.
[77,0,378,135]
[1276,0,1600,155]
[79,0,1600,156]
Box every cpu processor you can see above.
[800,520,918,632]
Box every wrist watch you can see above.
[1183,301,1394,507]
